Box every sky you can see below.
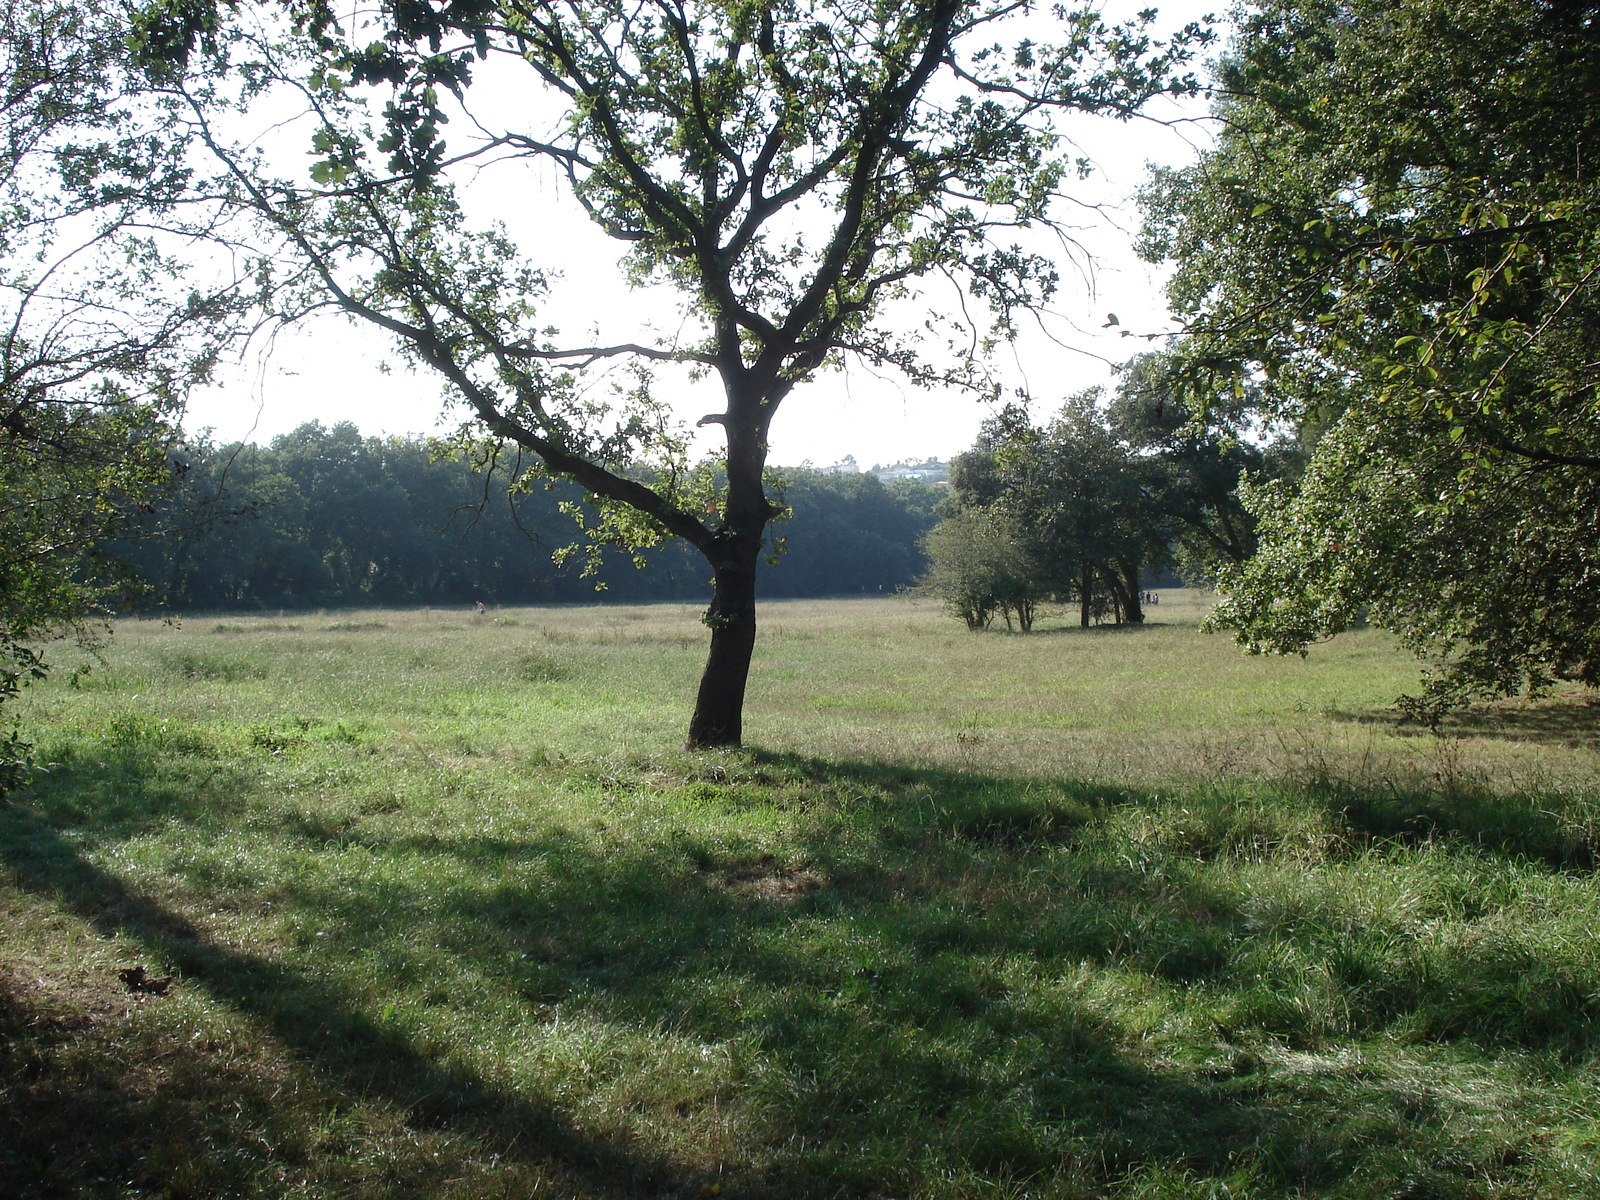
[181,2,1224,470]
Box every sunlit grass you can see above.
[4,593,1598,1198]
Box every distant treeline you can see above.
[114,423,943,611]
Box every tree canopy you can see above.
[0,0,245,788]
[147,0,1211,745]
[1139,0,1600,713]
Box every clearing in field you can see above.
[3,594,1598,1198]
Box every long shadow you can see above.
[736,747,1600,869]
[260,822,1260,1190]
[1337,692,1600,749]
[1437,694,1600,746]
[293,750,1600,1186]
[1018,619,1169,637]
[0,969,155,1196]
[0,804,683,1199]
[6,742,1596,1196]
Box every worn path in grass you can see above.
[3,596,1599,1198]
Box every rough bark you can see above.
[686,540,761,748]
[684,388,774,749]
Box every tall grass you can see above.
[3,594,1597,1198]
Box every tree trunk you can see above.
[1103,568,1125,625]
[1080,562,1093,628]
[1100,563,1135,626]
[686,539,761,748]
[684,392,773,749]
[1119,560,1145,624]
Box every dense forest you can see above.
[114,423,944,611]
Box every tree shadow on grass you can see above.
[4,743,1597,1197]
[0,803,687,1200]
[749,748,1600,870]
[0,968,154,1195]
[1436,693,1600,748]
[413,750,1596,1194]
[1015,620,1165,637]
[1337,691,1600,750]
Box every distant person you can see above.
[475,601,487,616]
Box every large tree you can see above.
[154,0,1209,746]
[1139,0,1600,713]
[0,0,244,787]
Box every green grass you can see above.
[3,594,1598,1198]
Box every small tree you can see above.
[1029,391,1151,627]
[158,0,1209,746]
[921,507,1043,631]
[1,0,245,789]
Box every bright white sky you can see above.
[183,2,1224,469]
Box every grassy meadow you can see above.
[3,592,1599,1198]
